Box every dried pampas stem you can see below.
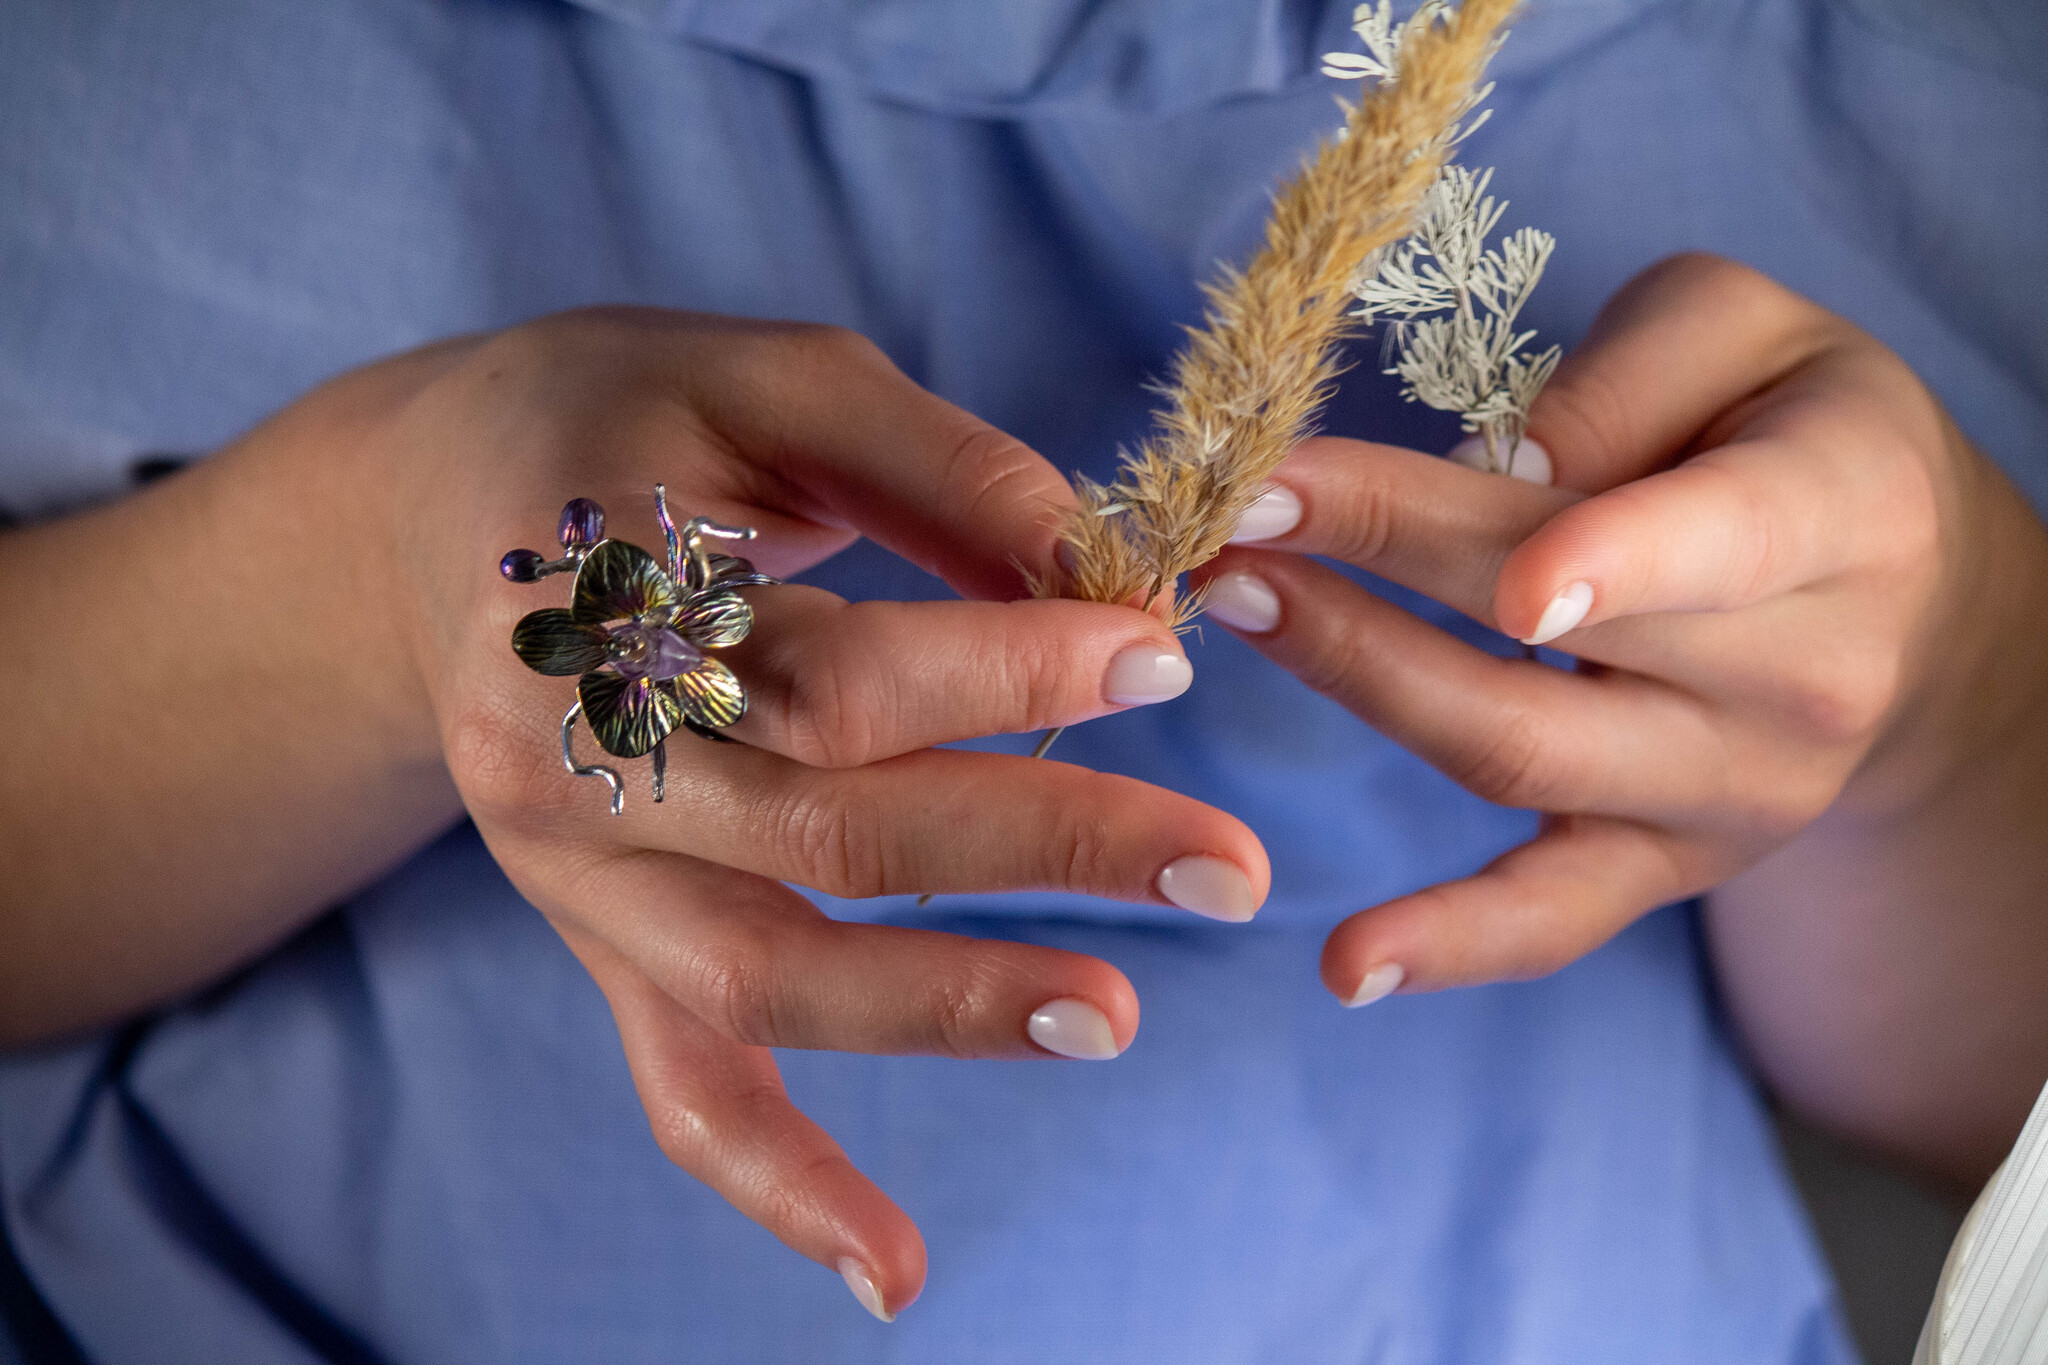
[1035,0,1520,629]
[923,1,1520,905]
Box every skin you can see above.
[5,255,2041,1315]
[0,309,1271,1317]
[1201,253,2048,1190]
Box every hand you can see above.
[380,310,1269,1317]
[1197,254,2043,1027]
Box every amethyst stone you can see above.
[607,623,704,681]
[558,498,606,548]
[499,548,545,583]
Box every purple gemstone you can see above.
[558,498,606,548]
[607,623,704,681]
[499,548,545,583]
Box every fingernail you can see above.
[1448,435,1553,485]
[1345,963,1406,1008]
[1155,855,1258,922]
[1521,581,1593,646]
[1202,571,1281,634]
[1027,998,1120,1060]
[1103,645,1193,706]
[1228,485,1303,542]
[837,1257,896,1322]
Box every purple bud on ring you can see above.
[608,623,704,681]
[500,548,546,583]
[558,498,606,548]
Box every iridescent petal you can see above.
[579,669,681,758]
[674,588,753,649]
[512,609,609,676]
[571,539,680,627]
[704,553,777,589]
[669,657,747,730]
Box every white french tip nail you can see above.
[1345,963,1405,1007]
[1203,571,1281,633]
[837,1257,895,1322]
[1155,855,1259,922]
[1027,998,1121,1060]
[1448,435,1553,486]
[1103,646,1193,706]
[1228,485,1303,542]
[1520,581,1593,647]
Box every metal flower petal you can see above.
[671,657,747,729]
[579,668,683,758]
[703,552,777,591]
[571,539,680,627]
[511,608,610,676]
[673,588,753,649]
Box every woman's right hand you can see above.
[374,310,1270,1318]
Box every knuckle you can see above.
[936,422,1052,539]
[920,962,996,1060]
[1747,768,1842,839]
[1330,472,1398,565]
[773,789,887,898]
[776,634,887,770]
[687,929,784,1047]
[1060,807,1116,892]
[990,618,1073,733]
[645,1089,717,1171]
[1531,361,1637,477]
[1287,618,1371,702]
[1643,253,1836,351]
[778,320,886,373]
[1778,649,1899,746]
[1044,777,1119,891]
[444,694,564,833]
[1447,709,1560,808]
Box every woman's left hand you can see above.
[1194,251,2048,1102]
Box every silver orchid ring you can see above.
[499,484,777,814]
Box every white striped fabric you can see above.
[1918,1079,2048,1364]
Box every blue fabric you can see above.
[0,0,2040,1359]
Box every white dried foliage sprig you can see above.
[1037,0,1522,627]
[1343,17,1559,475]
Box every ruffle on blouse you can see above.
[557,0,1655,117]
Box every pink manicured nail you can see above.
[1345,963,1405,1008]
[1156,855,1258,922]
[1229,485,1303,542]
[1448,435,1553,485]
[837,1257,895,1322]
[1027,998,1120,1060]
[1521,581,1593,646]
[1203,571,1281,633]
[1104,646,1193,706]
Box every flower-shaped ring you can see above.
[499,485,778,814]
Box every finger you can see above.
[1195,549,1727,820]
[1320,816,1715,1000]
[724,585,1192,767]
[1494,389,1933,645]
[496,736,1270,918]
[569,926,924,1320]
[1525,252,1840,492]
[1220,434,1575,627]
[684,321,1076,601]
[537,849,1140,1058]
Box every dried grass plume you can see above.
[1039,0,1520,626]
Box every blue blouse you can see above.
[1,1,2041,1360]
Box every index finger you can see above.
[683,320,1078,602]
